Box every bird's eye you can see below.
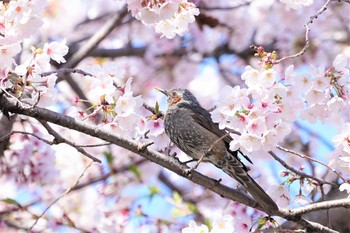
[171,91,177,97]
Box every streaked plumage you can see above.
[157,88,278,213]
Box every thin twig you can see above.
[74,142,111,148]
[39,120,101,163]
[0,130,111,150]
[269,150,336,187]
[0,130,51,144]
[71,159,147,191]
[275,0,333,63]
[276,145,347,183]
[29,161,94,231]
[40,68,93,77]
[59,6,128,76]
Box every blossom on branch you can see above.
[127,0,199,39]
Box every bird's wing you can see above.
[190,104,233,144]
[179,103,253,164]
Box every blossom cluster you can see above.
[297,54,350,180]
[0,0,46,45]
[127,0,199,39]
[0,129,59,185]
[69,63,143,134]
[70,61,169,151]
[0,0,69,107]
[300,54,350,125]
[0,0,45,82]
[333,123,350,173]
[1,39,68,106]
[212,53,350,158]
[211,64,302,155]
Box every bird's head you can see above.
[156,88,200,107]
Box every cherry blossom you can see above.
[213,62,305,154]
[128,0,199,39]
[279,0,313,11]
[211,215,235,233]
[1,0,350,232]
[0,43,21,67]
[268,185,291,207]
[1,130,59,185]
[181,220,209,233]
[0,0,45,44]
[233,215,251,233]
[43,39,69,64]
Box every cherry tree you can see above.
[0,0,350,232]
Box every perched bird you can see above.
[157,88,278,213]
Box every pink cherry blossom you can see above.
[0,43,21,67]
[268,185,290,207]
[129,0,199,39]
[233,215,251,233]
[43,39,69,63]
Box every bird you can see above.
[156,87,278,213]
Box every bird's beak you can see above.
[155,87,168,96]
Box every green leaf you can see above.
[128,165,142,179]
[173,191,183,204]
[104,151,113,165]
[256,217,267,230]
[204,218,212,231]
[186,202,198,213]
[172,208,187,218]
[154,101,160,115]
[2,198,20,206]
[148,186,160,199]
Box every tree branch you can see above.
[269,150,336,187]
[2,95,350,232]
[297,218,339,233]
[0,95,260,211]
[275,0,333,63]
[281,198,350,217]
[38,120,102,163]
[276,145,347,183]
[60,6,128,72]
[56,6,128,110]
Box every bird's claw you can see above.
[137,141,154,151]
[215,178,222,185]
[181,158,196,165]
[173,155,182,163]
[184,168,194,177]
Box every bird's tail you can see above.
[213,153,278,214]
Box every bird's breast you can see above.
[164,107,226,160]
